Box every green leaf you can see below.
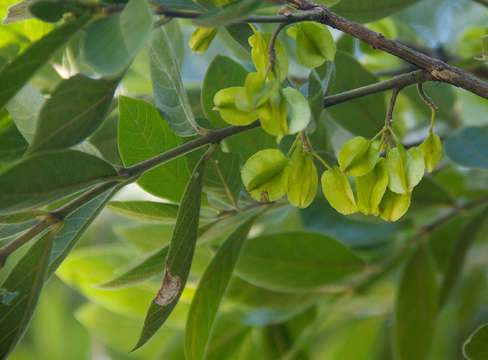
[28,75,118,153]
[134,146,213,350]
[5,84,44,143]
[438,206,488,309]
[202,55,248,129]
[107,201,179,223]
[326,51,385,137]
[236,231,365,292]
[0,124,27,164]
[150,26,199,136]
[204,148,242,206]
[185,214,257,360]
[97,246,169,289]
[0,13,91,110]
[444,126,488,170]
[118,96,190,202]
[29,0,82,23]
[83,0,152,76]
[395,244,438,360]
[412,177,455,207]
[57,245,161,319]
[464,324,488,360]
[75,304,178,358]
[0,220,38,241]
[48,188,116,275]
[194,0,261,27]
[0,227,57,359]
[100,211,257,289]
[0,150,116,215]
[327,0,422,23]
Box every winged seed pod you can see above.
[419,133,442,173]
[287,22,336,69]
[241,149,289,202]
[338,136,380,177]
[189,27,218,54]
[288,144,318,208]
[357,158,389,216]
[235,72,278,113]
[213,87,258,126]
[386,144,425,194]
[321,167,358,215]
[257,91,288,137]
[378,189,412,222]
[249,29,288,82]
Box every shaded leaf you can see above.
[326,51,385,137]
[150,26,199,136]
[438,206,488,309]
[134,146,214,350]
[0,13,91,109]
[464,324,488,360]
[28,74,118,153]
[395,244,438,360]
[118,96,190,202]
[83,0,152,76]
[5,84,44,142]
[0,124,27,164]
[444,126,488,170]
[236,231,365,292]
[48,187,117,275]
[185,214,257,360]
[0,227,58,359]
[0,150,116,215]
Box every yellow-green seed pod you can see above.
[378,189,411,222]
[386,144,425,194]
[419,133,442,173]
[287,22,336,69]
[235,72,278,112]
[357,158,389,215]
[338,136,380,177]
[257,91,288,137]
[213,87,258,126]
[321,167,358,215]
[189,27,218,54]
[287,144,318,208]
[249,29,288,82]
[241,149,289,202]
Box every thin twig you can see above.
[268,23,287,73]
[385,87,402,128]
[323,70,433,107]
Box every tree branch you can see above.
[323,70,433,107]
[152,2,488,99]
[306,2,488,99]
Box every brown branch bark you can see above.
[302,2,488,99]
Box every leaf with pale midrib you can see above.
[0,150,117,215]
[133,146,213,350]
[0,227,58,359]
[28,75,118,153]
